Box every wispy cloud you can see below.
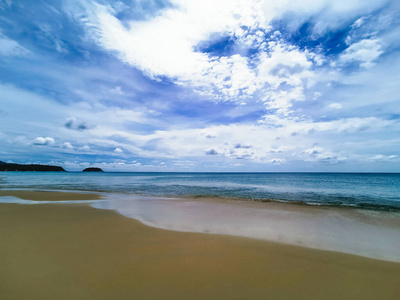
[0,33,30,57]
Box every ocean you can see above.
[1,172,399,211]
[1,171,400,262]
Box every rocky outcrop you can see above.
[82,167,104,172]
[0,161,66,172]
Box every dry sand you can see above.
[0,191,399,300]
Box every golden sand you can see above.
[0,191,399,300]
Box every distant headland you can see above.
[0,161,66,172]
[82,167,104,172]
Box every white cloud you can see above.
[351,16,368,29]
[109,115,398,165]
[62,142,74,149]
[339,39,383,68]
[58,161,91,171]
[329,103,343,109]
[267,158,286,165]
[91,0,258,75]
[80,145,91,151]
[257,42,313,89]
[85,0,263,99]
[303,146,347,164]
[114,147,123,153]
[73,0,393,124]
[80,0,317,107]
[259,0,388,36]
[32,137,55,146]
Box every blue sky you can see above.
[0,0,399,172]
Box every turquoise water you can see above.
[1,172,399,211]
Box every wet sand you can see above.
[0,190,102,201]
[0,191,400,299]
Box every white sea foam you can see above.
[0,196,106,205]
[94,194,400,263]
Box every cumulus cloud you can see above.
[339,39,383,68]
[114,147,123,153]
[32,137,55,146]
[61,142,74,149]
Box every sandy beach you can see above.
[1,191,399,300]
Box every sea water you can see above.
[1,172,400,262]
[1,172,399,210]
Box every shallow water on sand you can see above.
[93,194,400,263]
[2,191,399,263]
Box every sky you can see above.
[0,0,399,172]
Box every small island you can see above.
[82,167,104,172]
[0,160,66,172]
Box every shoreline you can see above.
[94,193,400,263]
[1,189,400,263]
[2,186,400,212]
[1,196,399,299]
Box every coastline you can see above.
[1,192,399,299]
[1,189,400,262]
[95,193,400,263]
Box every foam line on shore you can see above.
[93,194,400,263]
[0,196,106,205]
